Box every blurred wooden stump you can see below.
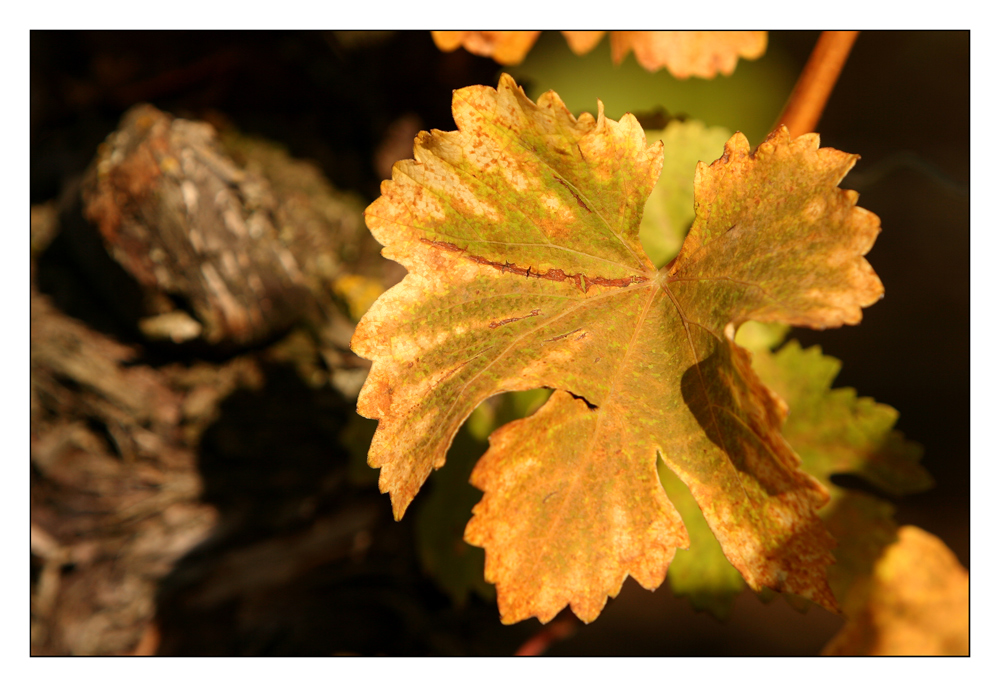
[78,103,379,352]
[31,105,390,655]
[30,287,224,654]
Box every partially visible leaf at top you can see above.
[352,74,882,624]
[433,31,767,79]
[431,31,541,66]
[623,31,767,78]
[569,31,768,79]
[640,120,734,268]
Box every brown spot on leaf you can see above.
[489,308,542,330]
[553,176,591,213]
[419,238,648,292]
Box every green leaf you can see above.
[415,424,495,606]
[341,414,379,487]
[658,460,745,619]
[751,340,933,604]
[665,338,932,618]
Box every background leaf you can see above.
[506,30,797,146]
[434,31,768,80]
[822,526,969,655]
[658,461,745,619]
[604,31,767,79]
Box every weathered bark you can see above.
[79,104,375,351]
[30,288,222,654]
[31,107,387,655]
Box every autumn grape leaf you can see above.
[352,74,882,624]
[433,31,766,79]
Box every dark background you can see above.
[30,30,969,655]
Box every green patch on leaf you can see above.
[660,334,932,619]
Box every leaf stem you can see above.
[513,610,580,656]
[775,31,859,138]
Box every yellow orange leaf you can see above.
[561,31,606,56]
[352,75,882,624]
[823,526,969,656]
[434,31,767,79]
[431,31,541,66]
[610,31,767,79]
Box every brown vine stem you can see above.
[775,31,860,138]
[514,609,580,656]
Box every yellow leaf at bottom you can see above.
[823,526,969,656]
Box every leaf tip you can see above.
[497,71,518,91]
[390,496,409,522]
[717,131,750,165]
